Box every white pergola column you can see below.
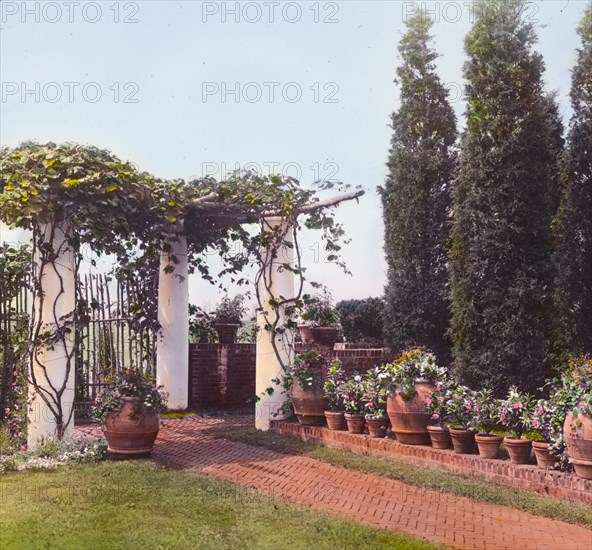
[157,235,189,410]
[255,216,294,430]
[28,223,76,447]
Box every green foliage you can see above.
[380,13,457,364]
[335,297,384,346]
[470,389,501,435]
[300,288,340,327]
[323,359,346,411]
[212,294,246,324]
[288,350,328,389]
[449,0,558,394]
[498,386,535,439]
[553,5,592,359]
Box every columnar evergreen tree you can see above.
[381,14,457,363]
[554,6,592,356]
[449,0,558,394]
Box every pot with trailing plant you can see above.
[362,365,390,438]
[471,389,504,459]
[562,356,592,478]
[323,359,347,430]
[289,351,327,426]
[529,398,562,469]
[298,290,342,349]
[212,295,247,344]
[340,374,366,434]
[386,348,448,445]
[425,381,452,449]
[499,386,534,464]
[93,368,167,458]
[444,384,477,454]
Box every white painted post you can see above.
[157,235,189,410]
[255,216,294,430]
[28,223,76,448]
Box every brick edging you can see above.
[271,420,592,506]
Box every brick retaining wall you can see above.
[271,420,592,506]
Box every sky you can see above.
[0,0,588,311]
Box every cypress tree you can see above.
[449,0,558,394]
[381,14,457,363]
[554,6,592,356]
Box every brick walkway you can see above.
[80,416,592,550]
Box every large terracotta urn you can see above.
[298,325,340,350]
[564,409,592,479]
[214,323,240,344]
[386,380,433,445]
[103,397,160,457]
[290,379,326,426]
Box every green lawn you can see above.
[0,461,442,550]
[208,425,592,528]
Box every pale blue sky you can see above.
[0,0,587,309]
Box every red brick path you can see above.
[80,416,592,550]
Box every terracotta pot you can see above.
[214,323,240,344]
[344,413,365,434]
[475,434,504,459]
[564,409,592,479]
[298,325,340,350]
[103,397,160,457]
[366,416,388,438]
[427,425,451,449]
[532,441,557,469]
[324,410,346,431]
[504,437,533,464]
[386,381,433,445]
[449,428,476,454]
[290,379,326,426]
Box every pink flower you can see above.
[432,413,440,420]
[13,371,18,376]
[11,381,17,386]
[20,445,27,452]
[425,398,432,406]
[435,382,442,390]
[437,396,444,403]
[513,403,521,410]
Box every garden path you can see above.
[79,415,592,550]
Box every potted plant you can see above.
[298,289,342,349]
[471,389,504,459]
[362,366,389,438]
[93,368,167,457]
[211,295,247,344]
[288,351,327,426]
[339,374,366,434]
[385,348,447,445]
[529,399,561,469]
[425,380,452,449]
[444,384,477,454]
[499,386,534,464]
[562,356,592,478]
[323,359,347,430]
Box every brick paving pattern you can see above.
[79,416,592,550]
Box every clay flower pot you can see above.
[103,397,160,458]
[449,427,476,454]
[298,325,340,350]
[344,413,365,434]
[386,381,433,445]
[427,425,451,449]
[290,380,326,426]
[325,410,346,431]
[504,437,533,464]
[366,416,389,438]
[564,409,592,479]
[532,441,557,469]
[213,323,240,344]
[475,434,504,459]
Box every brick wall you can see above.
[188,344,388,409]
[189,343,256,408]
